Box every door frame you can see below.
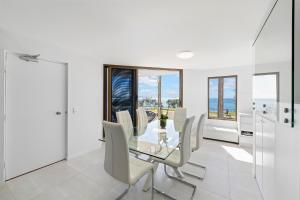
[3,50,69,180]
[103,64,183,138]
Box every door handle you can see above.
[56,111,62,115]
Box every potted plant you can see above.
[160,113,168,129]
[160,106,169,129]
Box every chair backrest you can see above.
[174,108,187,132]
[116,110,134,140]
[167,111,175,120]
[194,114,206,151]
[136,107,148,129]
[103,121,130,184]
[179,116,195,167]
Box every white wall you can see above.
[0,29,103,181]
[183,65,253,127]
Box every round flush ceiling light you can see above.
[176,51,194,59]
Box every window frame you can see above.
[207,75,238,121]
[103,64,183,122]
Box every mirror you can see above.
[295,0,300,110]
[253,0,294,126]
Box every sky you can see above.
[138,74,180,100]
[209,77,236,99]
[253,74,277,99]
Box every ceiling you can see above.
[0,0,273,69]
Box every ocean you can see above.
[209,98,236,112]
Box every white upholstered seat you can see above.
[160,149,180,166]
[103,121,154,199]
[191,114,205,152]
[116,110,134,140]
[182,114,207,180]
[129,157,153,184]
[174,108,187,132]
[153,116,197,199]
[136,107,148,132]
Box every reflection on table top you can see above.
[128,119,180,160]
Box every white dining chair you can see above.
[167,111,175,120]
[174,108,187,132]
[116,110,134,141]
[153,116,196,199]
[103,121,154,200]
[182,114,207,180]
[136,107,148,130]
[117,110,144,158]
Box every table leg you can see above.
[143,162,159,192]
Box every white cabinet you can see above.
[253,0,300,199]
[238,113,253,147]
[254,114,276,200]
[255,114,263,191]
[238,113,253,133]
[262,117,275,200]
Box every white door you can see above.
[5,53,67,180]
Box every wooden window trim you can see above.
[208,75,238,121]
[103,64,183,122]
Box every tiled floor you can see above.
[0,140,263,200]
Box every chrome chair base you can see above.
[172,166,184,178]
[153,188,176,200]
[116,169,154,200]
[116,185,130,200]
[163,164,197,200]
[182,161,206,180]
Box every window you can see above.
[103,65,183,126]
[138,70,181,120]
[208,76,237,120]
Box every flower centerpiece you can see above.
[160,106,169,129]
[160,113,168,129]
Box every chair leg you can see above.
[153,188,177,200]
[116,185,130,200]
[148,163,177,200]
[187,161,206,169]
[150,163,176,200]
[143,162,159,192]
[181,161,206,180]
[182,162,206,180]
[172,167,184,178]
[164,165,197,199]
[151,168,154,200]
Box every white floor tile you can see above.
[6,174,44,200]
[0,184,15,200]
[1,139,262,200]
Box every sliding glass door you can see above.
[161,71,180,117]
[103,65,182,133]
[137,70,181,121]
[137,71,159,121]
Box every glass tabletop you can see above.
[128,119,180,160]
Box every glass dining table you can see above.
[128,119,181,199]
[128,119,181,160]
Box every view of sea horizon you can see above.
[209,98,236,112]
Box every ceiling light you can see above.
[176,51,194,59]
